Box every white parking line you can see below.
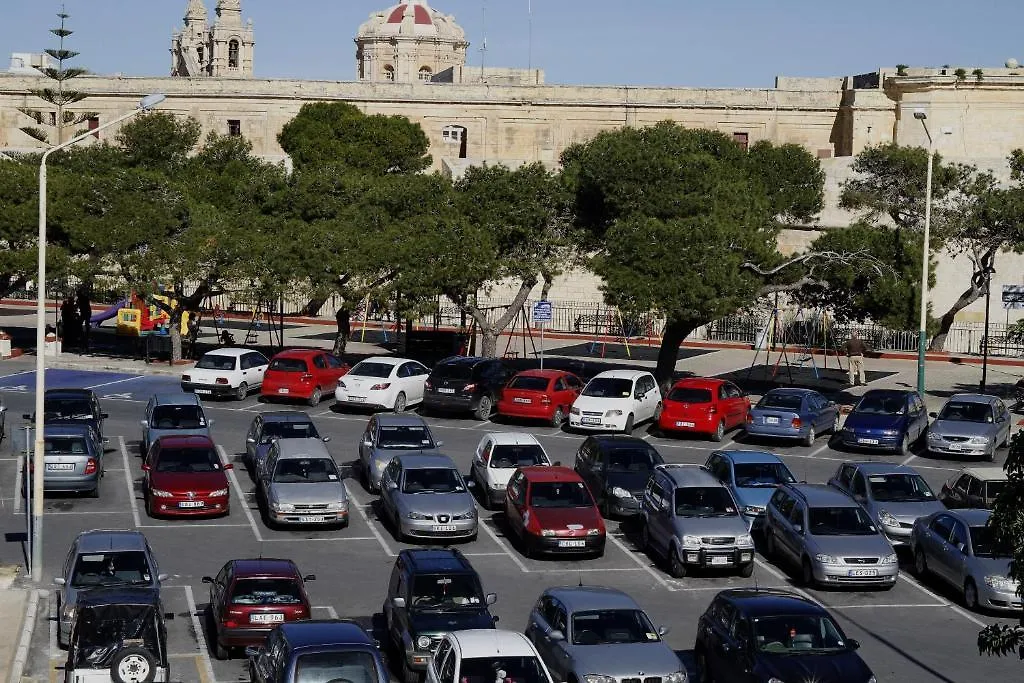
[85,375,142,390]
[313,605,339,619]
[13,455,23,513]
[532,567,643,573]
[343,481,395,557]
[774,449,958,472]
[827,603,946,610]
[897,570,987,627]
[606,533,675,591]
[753,558,818,602]
[808,444,830,458]
[219,445,264,542]
[479,519,530,574]
[260,536,378,543]
[183,585,218,683]
[462,552,510,557]
[900,452,917,466]
[138,523,254,529]
[0,369,33,381]
[119,436,142,528]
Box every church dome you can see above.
[357,0,466,42]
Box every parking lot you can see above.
[0,364,1021,683]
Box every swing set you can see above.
[746,303,845,384]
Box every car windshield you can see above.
[150,405,205,430]
[733,462,796,487]
[349,361,394,378]
[866,473,935,502]
[854,394,906,415]
[378,425,434,449]
[667,387,712,403]
[459,657,547,683]
[433,364,473,380]
[937,401,993,423]
[294,651,379,683]
[507,375,550,391]
[44,398,92,420]
[261,420,320,442]
[196,354,236,371]
[606,447,659,473]
[529,481,593,508]
[758,394,804,410]
[155,447,220,473]
[229,578,303,605]
[490,444,547,468]
[571,609,659,645]
[969,525,1013,558]
[808,506,876,535]
[45,437,89,455]
[269,358,307,372]
[675,486,737,517]
[583,378,634,398]
[754,615,849,653]
[273,458,339,484]
[70,551,152,588]
[402,467,464,494]
[411,574,483,609]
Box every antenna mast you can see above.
[480,0,488,81]
[528,0,533,72]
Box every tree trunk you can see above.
[655,318,699,390]
[480,329,499,358]
[169,313,183,363]
[929,249,995,351]
[457,278,537,359]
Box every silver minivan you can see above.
[257,438,349,527]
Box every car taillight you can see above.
[83,458,97,475]
[216,377,229,385]
[791,417,802,428]
[370,383,391,391]
[540,395,552,404]
[300,373,314,382]
[746,413,753,423]
[225,619,238,629]
[424,380,433,390]
[181,374,191,382]
[463,383,477,392]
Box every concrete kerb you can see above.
[0,565,33,683]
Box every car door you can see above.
[773,493,801,562]
[398,362,424,404]
[830,463,857,495]
[911,394,927,440]
[259,442,280,495]
[574,441,599,498]
[725,383,747,427]
[649,475,675,550]
[359,417,376,470]
[995,400,1011,447]
[246,416,262,462]
[704,599,738,677]
[505,471,528,534]
[922,514,956,584]
[472,435,493,486]
[246,352,269,387]
[544,602,574,679]
[380,459,402,521]
[966,476,987,508]
[527,596,561,676]
[943,474,970,508]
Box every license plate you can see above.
[178,501,204,508]
[947,443,963,451]
[558,539,586,548]
[765,416,779,424]
[857,438,879,445]
[848,569,878,577]
[433,525,457,532]
[277,388,290,394]
[582,417,601,425]
[250,613,284,624]
[438,388,456,394]
[710,556,730,566]
[46,463,75,471]
[348,396,366,403]
[194,388,212,395]
[513,397,532,404]
[675,421,695,428]
[299,515,325,523]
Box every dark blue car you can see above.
[839,389,928,455]
[247,620,389,683]
[745,388,840,446]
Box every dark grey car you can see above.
[358,413,443,493]
[140,393,214,454]
[927,394,1013,461]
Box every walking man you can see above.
[844,330,869,386]
[76,290,92,353]
[334,307,351,357]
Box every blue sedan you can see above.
[744,388,840,446]
[839,389,929,455]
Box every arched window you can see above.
[197,46,204,63]
[418,67,432,82]
[383,65,395,82]
[228,40,240,68]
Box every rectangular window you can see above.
[732,132,749,151]
[227,119,241,137]
[88,116,100,139]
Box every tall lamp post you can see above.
[914,109,934,396]
[32,93,166,582]
[980,264,996,394]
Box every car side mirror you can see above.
[793,524,804,534]
[391,597,406,609]
[362,438,372,447]
[244,646,263,659]
[322,436,331,443]
[492,615,500,623]
[553,461,561,467]
[208,419,215,427]
[140,419,148,428]
[201,576,213,584]
[485,592,497,605]
[549,630,565,641]
[54,577,65,586]
[102,438,110,445]
[246,437,256,445]
[157,573,169,582]
[658,626,669,636]
[465,479,476,488]
[303,574,316,581]
[222,463,234,470]
[436,440,444,447]
[101,413,109,419]
[929,412,938,418]
[846,638,860,651]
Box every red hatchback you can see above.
[658,377,750,441]
[260,349,350,406]
[142,435,232,518]
[497,370,584,426]
[203,558,315,660]
[504,466,606,558]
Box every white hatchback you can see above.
[181,348,269,401]
[426,630,555,683]
[569,370,662,433]
[470,432,552,508]
[334,356,430,413]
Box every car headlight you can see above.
[326,501,348,512]
[881,553,898,565]
[815,553,840,565]
[541,529,556,537]
[407,511,432,520]
[272,502,295,513]
[570,406,580,415]
[587,528,601,536]
[453,509,477,520]
[769,678,786,683]
[416,635,432,650]
[150,489,172,498]
[842,426,854,433]
[742,505,765,516]
[62,604,75,622]
[663,673,687,683]
[210,488,228,497]
[985,575,1018,591]
[610,486,632,499]
[606,410,623,417]
[681,535,702,548]
[337,380,347,389]
[882,429,898,436]
[737,533,754,547]
[970,436,991,445]
[584,676,617,683]
[877,510,899,527]
[927,431,942,441]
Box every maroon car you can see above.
[142,435,232,518]
[203,558,315,659]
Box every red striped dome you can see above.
[387,4,433,25]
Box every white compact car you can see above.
[180,348,269,401]
[426,630,555,683]
[569,369,662,433]
[334,356,430,412]
[470,432,552,508]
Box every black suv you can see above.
[382,548,497,683]
[421,356,513,420]
[575,435,665,518]
[27,388,108,441]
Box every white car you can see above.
[470,432,552,508]
[180,348,269,401]
[426,630,555,683]
[569,369,662,433]
[334,356,430,412]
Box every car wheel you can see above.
[696,648,714,683]
[964,579,980,611]
[400,649,420,683]
[668,544,687,579]
[207,608,229,660]
[832,414,841,434]
[986,447,996,462]
[738,562,754,578]
[86,483,100,499]
[110,645,157,683]
[897,434,910,456]
[711,420,725,442]
[802,426,816,448]
[393,392,407,414]
[599,497,611,519]
[654,402,663,422]
[914,548,928,577]
[622,413,634,435]
[639,520,652,554]
[307,387,322,407]
[800,557,816,587]
[474,395,493,421]
[234,382,248,401]
[550,406,565,428]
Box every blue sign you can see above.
[532,301,553,323]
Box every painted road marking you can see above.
[343,481,396,557]
[183,585,218,683]
[85,375,143,390]
[10,588,41,683]
[898,570,987,628]
[219,445,264,542]
[119,436,142,527]
[313,605,340,619]
[606,532,674,591]
[478,518,529,574]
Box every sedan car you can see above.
[28,388,107,440]
[505,466,606,558]
[31,424,105,497]
[428,630,555,683]
[704,450,797,530]
[244,411,327,473]
[181,348,269,401]
[657,377,749,441]
[911,508,1021,612]
[938,467,1008,509]
[827,461,943,546]
[247,620,390,683]
[140,392,214,454]
[469,432,551,508]
[142,435,232,518]
[926,393,1013,461]
[256,437,348,527]
[260,349,350,406]
[574,435,664,517]
[496,369,584,426]
[358,414,444,493]
[525,586,685,683]
[837,388,928,455]
[379,454,478,543]
[568,370,661,433]
[334,356,430,413]
[422,356,513,420]
[745,387,840,446]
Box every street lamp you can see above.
[980,264,996,394]
[914,109,934,396]
[31,93,166,581]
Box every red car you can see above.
[657,377,750,442]
[203,558,315,660]
[497,369,584,426]
[260,348,350,406]
[142,435,232,518]
[504,466,606,558]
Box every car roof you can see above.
[860,389,914,398]
[45,387,95,398]
[76,586,161,609]
[436,356,489,366]
[788,483,857,506]
[590,369,649,380]
[396,453,456,469]
[655,464,721,487]
[520,465,582,483]
[278,620,375,649]
[671,377,724,389]
[960,467,1008,481]
[451,630,535,659]
[485,431,542,446]
[545,586,640,612]
[513,369,572,380]
[200,347,255,358]
[152,392,201,406]
[76,530,148,553]
[275,438,332,459]
[154,435,215,448]
[945,394,998,405]
[843,461,921,476]
[718,589,826,618]
[353,356,402,367]
[44,424,94,436]
[272,348,324,359]
[715,450,786,465]
[375,413,430,427]
[945,508,993,526]
[762,387,816,396]
[260,411,315,423]
[228,558,301,577]
[400,548,474,574]
[585,435,653,450]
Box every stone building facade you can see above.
[170,0,254,78]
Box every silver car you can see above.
[764,483,898,589]
[827,461,944,546]
[639,465,755,579]
[54,529,167,647]
[257,438,349,527]
[140,392,214,454]
[358,413,444,493]
[525,586,686,683]
[379,454,478,543]
[926,393,1013,461]
[911,508,1022,612]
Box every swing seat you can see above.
[503,351,519,359]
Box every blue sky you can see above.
[1,1,1021,87]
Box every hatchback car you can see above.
[657,377,749,441]
[926,393,1013,461]
[54,529,167,647]
[257,437,349,527]
[569,370,661,433]
[838,389,928,454]
[469,432,551,508]
[244,411,327,473]
[695,589,874,683]
[827,461,943,546]
[34,424,105,497]
[911,508,1021,612]
[30,388,107,440]
[140,393,214,454]
[247,620,389,683]
[764,483,898,589]
[938,467,1008,509]
[496,369,584,426]
[358,414,444,493]
[333,356,430,413]
[422,356,513,420]
[639,464,755,578]
[574,435,664,517]
[142,435,232,518]
[525,586,685,683]
[745,387,840,446]
[181,348,269,400]
[427,630,556,683]
[704,450,797,530]
[505,466,606,558]
[260,348,350,406]
[204,558,316,660]
[380,454,478,543]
